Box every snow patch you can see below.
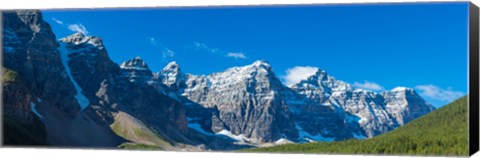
[274,138,293,145]
[187,120,254,143]
[59,42,90,110]
[167,92,180,101]
[345,114,361,123]
[217,130,250,142]
[391,87,409,92]
[296,123,334,142]
[120,66,148,71]
[353,89,368,93]
[30,102,43,119]
[188,123,214,136]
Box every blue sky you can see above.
[42,2,469,107]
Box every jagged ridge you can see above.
[153,60,435,144]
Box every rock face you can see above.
[3,10,436,149]
[157,61,187,91]
[120,56,153,83]
[59,32,121,94]
[2,10,85,146]
[57,33,193,146]
[291,70,436,138]
[179,61,299,142]
[2,10,193,148]
[159,61,355,143]
[156,60,435,143]
[2,10,81,119]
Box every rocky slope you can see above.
[3,10,197,149]
[3,10,87,146]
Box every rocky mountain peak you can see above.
[162,61,183,77]
[313,68,327,76]
[298,69,328,84]
[205,60,280,90]
[245,60,274,73]
[292,69,435,138]
[391,87,414,92]
[120,57,153,83]
[294,68,353,95]
[68,32,86,39]
[384,87,419,98]
[12,11,49,33]
[180,60,298,143]
[60,33,105,49]
[3,10,56,55]
[234,60,274,76]
[120,57,149,70]
[159,61,187,89]
[251,60,271,67]
[165,61,179,69]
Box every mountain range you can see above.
[2,10,435,150]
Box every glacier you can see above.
[58,42,90,110]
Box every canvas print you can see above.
[1,2,474,156]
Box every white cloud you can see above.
[193,41,222,54]
[192,41,239,57]
[193,41,208,49]
[226,52,247,59]
[283,66,319,86]
[162,48,175,59]
[51,17,64,25]
[148,37,175,60]
[353,81,385,91]
[68,24,89,35]
[50,18,89,35]
[415,85,464,102]
[149,37,157,45]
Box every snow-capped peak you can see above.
[391,87,413,92]
[60,33,105,48]
[293,68,353,94]
[309,69,331,81]
[160,61,187,88]
[120,57,153,83]
[209,60,275,79]
[120,56,149,70]
[251,60,271,68]
[313,69,327,76]
[68,32,86,39]
[232,60,274,74]
[162,61,182,75]
[165,61,179,68]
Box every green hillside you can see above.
[1,67,17,83]
[110,112,174,150]
[118,143,164,150]
[243,96,469,156]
